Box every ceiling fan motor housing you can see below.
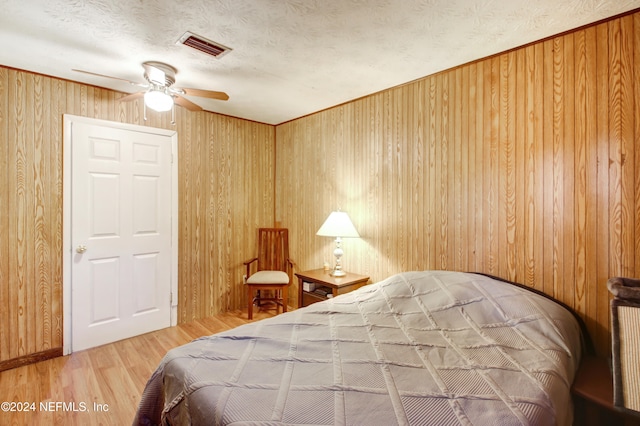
[143,61,177,87]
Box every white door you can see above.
[64,116,177,352]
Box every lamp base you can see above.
[330,269,346,277]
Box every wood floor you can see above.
[0,309,275,426]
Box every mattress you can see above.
[135,270,583,425]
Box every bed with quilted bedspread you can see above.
[134,270,584,425]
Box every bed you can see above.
[134,270,587,425]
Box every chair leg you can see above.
[247,286,253,320]
[282,286,288,313]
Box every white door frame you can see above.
[62,114,178,355]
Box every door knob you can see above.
[76,245,87,254]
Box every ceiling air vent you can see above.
[177,31,232,59]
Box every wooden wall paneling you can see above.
[178,110,196,323]
[381,89,392,272]
[392,87,401,271]
[551,36,564,303]
[472,61,485,274]
[195,112,205,318]
[513,49,524,285]
[541,39,555,298]
[563,32,576,309]
[574,26,596,336]
[5,69,17,360]
[230,118,244,309]
[351,98,367,274]
[207,113,220,316]
[483,58,494,276]
[1,66,275,366]
[581,24,599,353]
[176,110,191,324]
[406,82,418,270]
[188,112,202,319]
[532,43,546,290]
[423,78,433,270]
[501,52,518,282]
[522,44,535,287]
[453,67,463,271]
[0,68,13,360]
[51,78,64,350]
[415,78,427,269]
[450,69,458,270]
[378,90,392,272]
[204,115,218,316]
[618,15,636,279]
[595,21,612,354]
[11,69,32,359]
[435,72,447,270]
[193,112,206,320]
[41,75,54,354]
[444,71,453,271]
[497,54,507,281]
[460,65,470,272]
[363,93,384,274]
[514,49,523,282]
[393,86,408,273]
[215,115,228,313]
[342,102,365,273]
[463,66,475,272]
[635,13,640,278]
[608,19,624,280]
[0,66,9,360]
[275,12,640,356]
[400,84,412,270]
[488,57,500,276]
[230,119,243,310]
[32,74,49,354]
[573,28,587,329]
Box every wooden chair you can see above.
[244,228,294,320]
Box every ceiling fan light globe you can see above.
[144,90,173,112]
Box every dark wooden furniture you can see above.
[244,228,294,320]
[572,356,640,426]
[296,268,369,308]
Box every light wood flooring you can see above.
[0,309,275,425]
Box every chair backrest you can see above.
[256,228,290,273]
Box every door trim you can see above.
[62,115,179,355]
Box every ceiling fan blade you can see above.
[119,92,144,102]
[72,69,147,87]
[180,87,229,101]
[174,95,203,111]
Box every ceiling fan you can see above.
[72,61,229,114]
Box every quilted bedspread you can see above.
[134,271,583,425]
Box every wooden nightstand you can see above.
[296,269,370,308]
[572,356,640,426]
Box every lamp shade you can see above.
[316,211,360,238]
[144,90,173,112]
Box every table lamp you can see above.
[316,211,360,277]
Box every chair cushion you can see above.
[246,270,289,285]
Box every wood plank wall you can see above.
[0,68,274,365]
[275,12,640,356]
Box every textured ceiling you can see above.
[1,0,639,125]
